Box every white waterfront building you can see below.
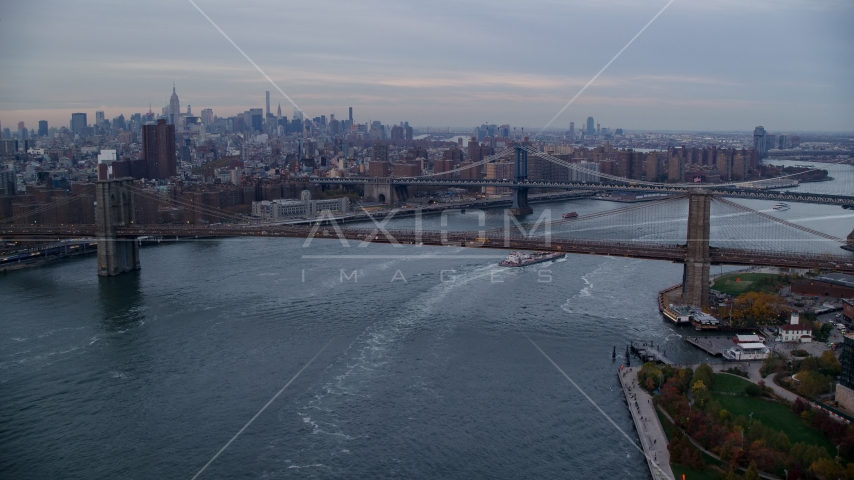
[723,342,770,361]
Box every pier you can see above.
[629,342,674,365]
[617,366,674,480]
[684,336,732,357]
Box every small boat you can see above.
[499,251,565,267]
[562,211,579,219]
[773,203,790,211]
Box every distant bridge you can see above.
[311,176,852,206]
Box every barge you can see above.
[499,251,565,267]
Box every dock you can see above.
[630,342,674,365]
[685,336,732,356]
[617,366,674,480]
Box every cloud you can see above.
[0,0,851,130]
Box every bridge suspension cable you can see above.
[119,183,260,226]
[712,196,844,243]
[0,189,94,225]
[491,194,691,246]
[708,196,845,256]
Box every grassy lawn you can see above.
[711,373,753,394]
[712,273,787,296]
[710,393,835,454]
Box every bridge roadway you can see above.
[4,224,853,274]
[309,177,854,206]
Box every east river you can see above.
[2,160,852,478]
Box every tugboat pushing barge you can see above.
[499,251,565,267]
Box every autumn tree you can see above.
[818,350,841,376]
[731,291,789,325]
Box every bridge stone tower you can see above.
[682,189,711,308]
[363,178,409,205]
[95,178,140,276]
[510,145,533,215]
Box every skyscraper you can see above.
[265,91,271,118]
[753,126,767,158]
[200,108,214,125]
[586,117,595,135]
[141,119,177,179]
[245,108,263,133]
[71,113,87,134]
[95,110,105,126]
[349,107,353,123]
[169,84,180,125]
[38,120,48,137]
[569,122,575,140]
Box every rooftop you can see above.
[781,324,811,331]
[812,273,854,289]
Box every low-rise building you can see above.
[723,342,770,361]
[792,273,854,298]
[779,312,812,343]
[251,190,349,221]
[843,298,854,322]
[733,334,762,344]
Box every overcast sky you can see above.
[1,0,852,132]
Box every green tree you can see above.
[797,370,830,398]
[743,461,759,480]
[693,380,710,408]
[818,350,841,376]
[761,351,788,376]
[693,363,714,389]
[638,362,664,391]
[799,356,820,372]
[744,383,761,397]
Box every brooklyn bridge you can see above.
[2,145,853,310]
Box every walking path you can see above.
[617,366,674,480]
[710,363,801,403]
[657,406,781,480]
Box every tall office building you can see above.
[141,119,177,179]
[349,107,353,123]
[265,91,271,118]
[200,108,214,125]
[586,117,595,135]
[17,122,26,139]
[569,122,575,140]
[95,110,105,126]
[245,108,263,133]
[753,126,767,158]
[38,120,48,137]
[837,334,854,411]
[169,84,180,125]
[0,171,16,196]
[71,112,87,135]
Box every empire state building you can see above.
[169,84,180,125]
